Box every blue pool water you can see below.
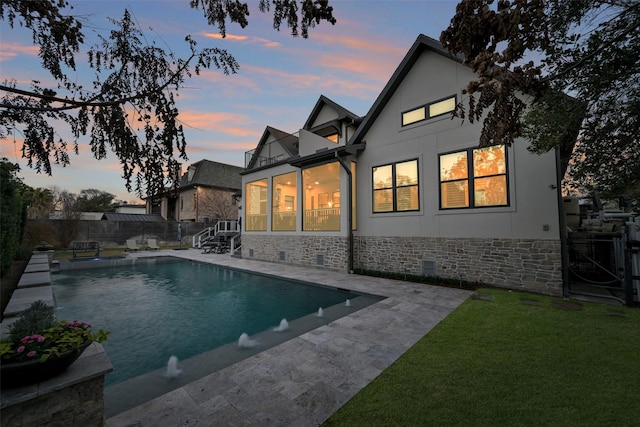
[52,257,357,386]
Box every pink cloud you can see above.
[178,110,262,138]
[188,139,256,153]
[315,53,396,85]
[196,68,261,93]
[201,32,281,48]
[311,33,405,57]
[0,43,39,60]
[241,64,381,101]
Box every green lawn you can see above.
[324,289,640,426]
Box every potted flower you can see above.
[0,301,109,388]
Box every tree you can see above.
[73,189,115,212]
[198,188,238,221]
[0,0,336,198]
[440,0,640,201]
[25,187,54,219]
[0,159,28,273]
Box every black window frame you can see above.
[401,95,457,127]
[372,158,420,213]
[438,145,510,210]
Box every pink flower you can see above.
[17,346,25,353]
[20,336,31,344]
[27,351,37,358]
[36,335,46,343]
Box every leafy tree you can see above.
[73,189,115,212]
[50,188,79,220]
[0,0,335,198]
[25,187,54,219]
[0,159,28,273]
[440,0,640,200]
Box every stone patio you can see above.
[104,249,471,426]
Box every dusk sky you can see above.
[1,0,461,203]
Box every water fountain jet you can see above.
[317,307,324,317]
[238,332,259,348]
[273,318,289,332]
[165,355,182,379]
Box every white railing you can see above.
[192,220,240,248]
[229,235,241,256]
[303,208,340,231]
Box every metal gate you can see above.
[567,217,639,306]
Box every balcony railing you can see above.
[303,208,340,231]
[244,133,299,168]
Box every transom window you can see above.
[373,159,419,213]
[402,95,456,126]
[439,145,508,209]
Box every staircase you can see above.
[192,220,241,254]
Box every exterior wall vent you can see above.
[249,248,254,258]
[422,260,437,276]
[316,254,324,266]
[279,251,286,261]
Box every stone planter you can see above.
[1,340,91,389]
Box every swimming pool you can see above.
[52,257,377,388]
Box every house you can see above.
[148,159,243,222]
[114,204,147,215]
[240,34,565,296]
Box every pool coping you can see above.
[105,249,471,426]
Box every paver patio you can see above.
[102,250,471,426]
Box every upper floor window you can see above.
[373,159,419,213]
[439,145,508,209]
[325,133,339,143]
[402,95,456,126]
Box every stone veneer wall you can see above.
[242,234,349,270]
[355,236,563,296]
[1,376,106,427]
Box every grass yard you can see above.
[324,289,640,426]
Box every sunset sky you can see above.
[0,0,461,203]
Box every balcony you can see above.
[244,133,299,169]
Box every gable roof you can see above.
[180,159,243,190]
[350,34,463,145]
[303,95,362,131]
[246,126,299,170]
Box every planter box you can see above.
[0,343,112,427]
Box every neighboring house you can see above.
[148,159,243,222]
[115,204,147,215]
[241,34,565,296]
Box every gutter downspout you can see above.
[335,152,354,273]
[555,147,570,298]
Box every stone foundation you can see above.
[240,234,563,295]
[241,234,349,270]
[355,236,563,295]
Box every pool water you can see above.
[52,258,357,386]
